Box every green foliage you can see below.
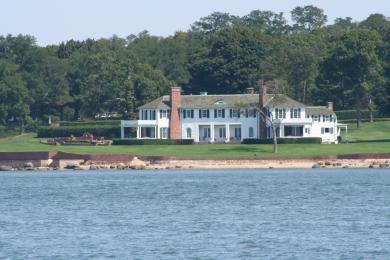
[59,120,120,127]
[242,138,322,144]
[37,126,120,138]
[113,139,194,145]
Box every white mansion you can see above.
[121,86,343,143]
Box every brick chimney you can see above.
[259,84,268,139]
[327,101,333,111]
[169,87,181,139]
[259,84,268,108]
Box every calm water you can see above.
[1,169,390,259]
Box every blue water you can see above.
[0,169,390,259]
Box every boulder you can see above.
[24,162,34,169]
[129,157,148,168]
[64,162,80,170]
[89,165,99,170]
[0,165,13,171]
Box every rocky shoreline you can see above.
[1,157,390,171]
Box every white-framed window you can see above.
[218,109,223,118]
[313,115,319,122]
[201,109,208,118]
[186,128,192,138]
[186,110,192,118]
[290,108,301,119]
[232,109,240,118]
[160,110,168,119]
[150,110,156,120]
[219,128,226,138]
[234,128,241,138]
[276,108,286,119]
[203,127,210,138]
[249,127,254,138]
[160,127,168,139]
[305,128,311,134]
[321,127,334,134]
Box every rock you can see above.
[372,160,380,165]
[379,164,388,168]
[64,162,80,170]
[369,164,374,168]
[317,161,325,166]
[35,167,50,171]
[89,165,98,170]
[79,165,90,170]
[324,161,332,166]
[336,162,342,167]
[129,157,147,168]
[342,165,349,168]
[110,165,116,169]
[24,162,34,169]
[117,163,126,170]
[312,164,319,168]
[0,165,13,171]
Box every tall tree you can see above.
[291,5,327,32]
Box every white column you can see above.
[121,125,125,139]
[210,123,215,143]
[226,123,230,142]
[155,126,158,139]
[137,127,140,139]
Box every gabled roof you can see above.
[306,106,335,116]
[138,92,319,110]
[139,96,170,110]
[265,94,306,108]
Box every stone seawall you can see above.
[1,152,390,171]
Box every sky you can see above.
[2,0,390,46]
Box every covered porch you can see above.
[337,123,348,143]
[121,120,158,139]
[198,123,242,143]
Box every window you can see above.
[232,109,240,118]
[324,115,330,122]
[186,128,192,138]
[219,128,226,138]
[160,127,168,139]
[141,110,148,120]
[182,109,193,119]
[150,110,156,120]
[199,109,209,118]
[214,109,225,118]
[313,115,319,122]
[234,128,241,138]
[203,127,211,138]
[290,108,301,119]
[284,126,303,137]
[276,108,286,119]
[305,128,311,134]
[160,110,168,119]
[321,127,333,134]
[249,127,254,138]
[248,108,256,118]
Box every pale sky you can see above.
[2,0,390,46]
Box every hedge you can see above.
[113,139,194,145]
[242,137,322,144]
[37,126,120,138]
[60,120,120,127]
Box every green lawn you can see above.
[1,121,390,159]
[345,120,390,142]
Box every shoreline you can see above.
[1,151,390,171]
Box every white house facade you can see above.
[121,86,341,143]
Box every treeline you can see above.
[1,5,390,131]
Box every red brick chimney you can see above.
[169,87,181,139]
[259,84,268,139]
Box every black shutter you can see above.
[222,109,225,118]
[253,109,256,118]
[207,110,210,118]
[199,109,202,118]
[229,109,232,118]
[238,110,240,118]
[245,109,248,118]
[214,109,217,118]
[183,109,186,119]
[191,110,194,118]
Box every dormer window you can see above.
[215,100,225,105]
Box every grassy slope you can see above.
[0,121,389,158]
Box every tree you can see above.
[291,5,327,32]
[191,12,239,34]
[241,10,289,35]
[318,29,383,128]
[189,27,272,94]
[0,60,31,131]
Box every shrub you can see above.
[113,139,194,145]
[59,120,120,127]
[37,125,120,138]
[242,137,322,144]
